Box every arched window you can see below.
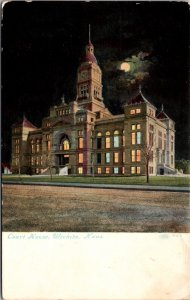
[97,132,102,137]
[60,135,70,151]
[63,140,69,150]
[114,130,119,147]
[105,131,111,148]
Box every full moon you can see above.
[120,62,130,72]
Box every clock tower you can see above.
[76,27,106,113]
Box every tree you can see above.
[141,143,154,183]
[46,153,53,180]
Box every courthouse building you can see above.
[11,37,175,176]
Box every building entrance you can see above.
[58,154,69,166]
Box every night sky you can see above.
[2,1,189,163]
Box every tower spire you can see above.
[89,24,91,43]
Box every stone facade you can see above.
[11,39,175,176]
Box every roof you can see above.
[127,90,153,106]
[157,110,169,120]
[12,116,37,129]
[82,52,97,64]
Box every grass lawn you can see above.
[2,174,190,187]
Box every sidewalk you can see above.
[3,180,190,193]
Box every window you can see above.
[97,132,102,137]
[78,137,83,149]
[36,140,40,153]
[114,131,119,148]
[97,137,102,149]
[137,124,141,130]
[137,167,141,174]
[136,132,141,144]
[78,130,83,136]
[122,152,125,163]
[164,134,166,150]
[36,157,39,165]
[149,132,154,147]
[78,167,83,174]
[122,167,125,174]
[131,132,136,145]
[122,130,125,146]
[106,131,110,136]
[114,167,119,174]
[78,153,83,163]
[136,150,141,162]
[97,153,101,164]
[130,109,135,115]
[106,137,111,148]
[136,108,141,114]
[15,139,20,154]
[171,155,174,165]
[105,153,110,163]
[114,152,119,163]
[171,136,174,152]
[131,150,135,162]
[47,141,51,151]
[132,124,136,130]
[63,140,70,150]
[97,167,102,174]
[31,157,34,166]
[131,166,136,174]
[105,167,110,174]
[149,166,153,174]
[158,131,162,149]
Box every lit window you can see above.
[136,150,141,162]
[114,152,119,163]
[106,131,110,136]
[136,108,141,114]
[131,132,136,145]
[47,141,51,151]
[122,167,125,174]
[137,167,141,174]
[63,140,70,150]
[105,153,110,163]
[78,167,83,174]
[31,157,34,166]
[106,137,110,148]
[137,132,141,144]
[97,132,102,137]
[114,167,119,174]
[105,167,110,174]
[131,166,136,174]
[78,137,83,149]
[97,167,102,174]
[132,125,136,130]
[137,124,141,130]
[130,109,135,115]
[36,157,39,165]
[131,150,135,162]
[78,153,83,163]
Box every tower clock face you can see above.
[80,70,88,80]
